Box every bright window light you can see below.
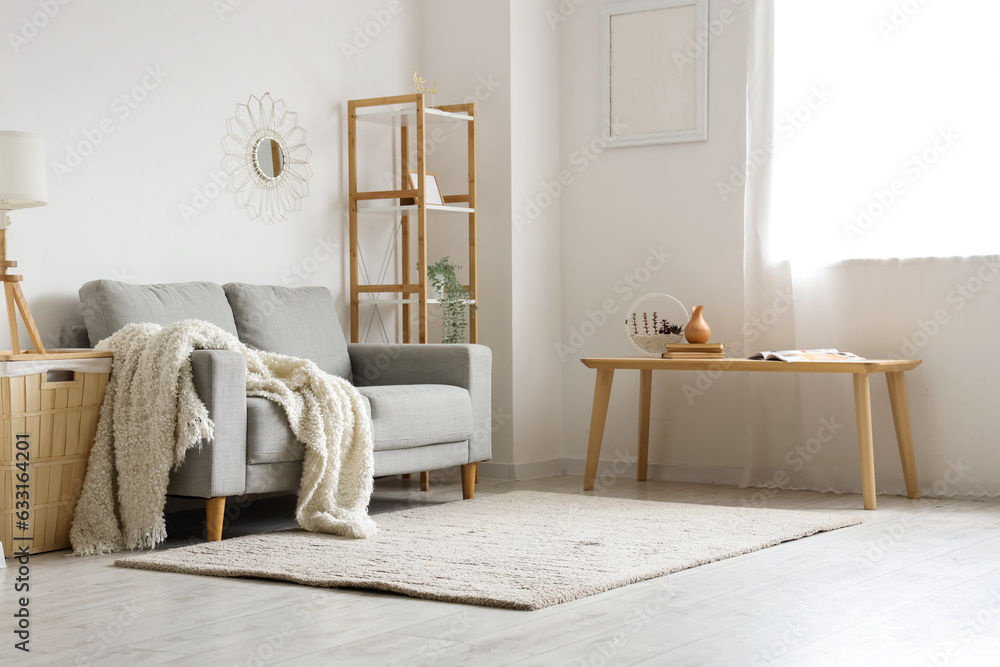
[770,0,1000,265]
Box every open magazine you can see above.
[749,349,865,362]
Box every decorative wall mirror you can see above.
[221,93,312,224]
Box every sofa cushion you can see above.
[245,384,472,463]
[79,280,238,346]
[246,397,308,464]
[359,384,473,452]
[224,283,353,382]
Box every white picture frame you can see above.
[408,170,444,206]
[602,0,709,147]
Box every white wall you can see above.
[510,0,565,470]
[557,1,751,481]
[0,0,419,348]
[420,0,568,473]
[420,0,515,463]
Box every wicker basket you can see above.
[0,354,110,557]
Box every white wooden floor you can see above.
[3,475,1000,666]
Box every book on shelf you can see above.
[665,343,724,353]
[662,352,727,359]
[661,342,726,360]
[748,349,865,362]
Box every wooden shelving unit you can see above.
[348,94,477,344]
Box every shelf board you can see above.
[357,203,474,215]
[354,106,473,127]
[359,297,477,305]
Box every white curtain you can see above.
[742,0,1000,498]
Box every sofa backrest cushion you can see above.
[223,283,353,382]
[79,280,239,346]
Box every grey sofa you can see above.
[78,280,491,540]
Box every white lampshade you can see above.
[0,131,47,209]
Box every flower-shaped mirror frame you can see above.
[221,93,313,224]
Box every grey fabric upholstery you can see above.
[349,344,492,462]
[246,385,471,464]
[358,385,472,451]
[79,280,238,346]
[246,461,303,495]
[78,280,493,505]
[246,397,303,465]
[223,283,353,382]
[166,350,248,498]
[372,441,472,476]
[245,441,472,494]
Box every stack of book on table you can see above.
[662,343,725,359]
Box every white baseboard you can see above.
[478,457,743,486]
[564,458,744,486]
[476,458,566,481]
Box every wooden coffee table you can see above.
[580,357,922,509]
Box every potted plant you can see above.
[627,311,684,353]
[424,257,475,344]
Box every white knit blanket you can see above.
[70,320,376,555]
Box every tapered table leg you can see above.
[886,371,920,499]
[583,368,615,490]
[853,373,877,510]
[637,369,652,482]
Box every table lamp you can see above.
[0,130,48,355]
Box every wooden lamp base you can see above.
[0,227,46,357]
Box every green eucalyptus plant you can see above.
[424,256,475,344]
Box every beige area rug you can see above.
[115,491,862,610]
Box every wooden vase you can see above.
[684,305,711,344]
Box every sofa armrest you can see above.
[348,344,492,462]
[166,349,248,498]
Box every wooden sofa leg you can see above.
[401,473,411,479]
[420,471,430,491]
[206,497,226,542]
[461,463,477,500]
